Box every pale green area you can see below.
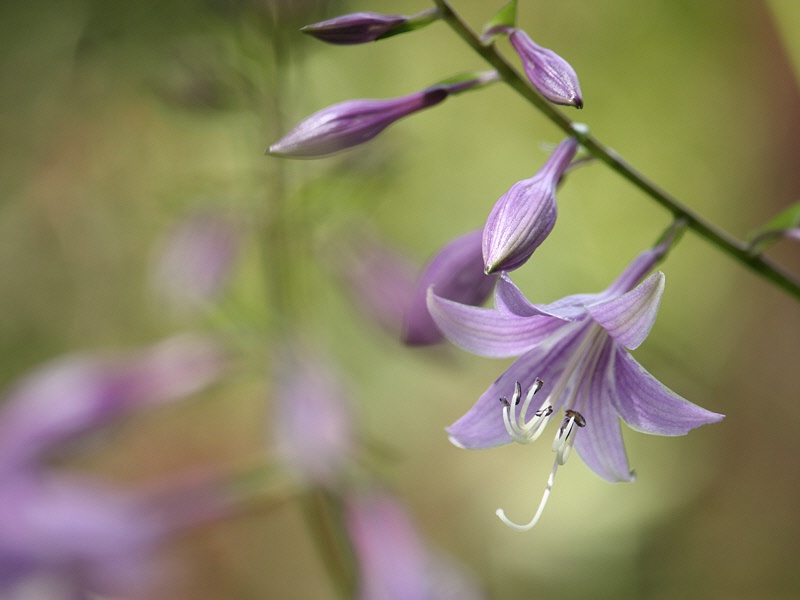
[1,1,799,599]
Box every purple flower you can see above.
[0,336,228,596]
[403,229,499,346]
[427,245,724,530]
[508,28,583,108]
[268,87,449,159]
[301,12,407,44]
[346,490,486,600]
[271,345,355,487]
[151,211,240,312]
[482,137,578,274]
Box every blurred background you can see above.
[1,0,799,598]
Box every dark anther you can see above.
[565,409,586,427]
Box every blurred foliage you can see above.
[1,1,800,599]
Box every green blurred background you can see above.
[1,1,800,598]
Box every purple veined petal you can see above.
[608,347,725,436]
[508,29,583,108]
[427,290,565,358]
[482,138,578,274]
[496,274,597,321]
[271,346,355,487]
[301,12,407,45]
[601,244,668,298]
[447,323,587,449]
[268,87,449,158]
[587,272,665,350]
[573,342,635,482]
[403,229,498,346]
[0,335,226,472]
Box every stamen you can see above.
[499,379,552,444]
[552,409,585,465]
[496,455,560,531]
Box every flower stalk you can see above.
[431,0,800,301]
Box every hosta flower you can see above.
[271,345,355,487]
[267,87,449,158]
[508,28,583,108]
[403,229,498,346]
[427,245,724,530]
[346,490,486,600]
[0,336,228,596]
[482,137,578,274]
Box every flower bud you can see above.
[301,12,407,45]
[403,229,498,345]
[482,137,578,274]
[508,29,583,108]
[268,87,448,159]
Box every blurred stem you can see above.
[432,0,800,301]
[300,488,359,600]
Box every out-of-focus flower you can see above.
[507,28,583,108]
[301,12,407,44]
[271,345,355,487]
[346,490,486,600]
[482,137,578,274]
[0,336,229,598]
[151,211,240,313]
[268,87,449,158]
[428,244,723,530]
[403,229,498,346]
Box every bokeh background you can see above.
[2,0,800,598]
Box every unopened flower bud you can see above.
[508,29,583,109]
[301,12,407,45]
[482,137,579,274]
[268,87,448,159]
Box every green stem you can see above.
[432,0,800,301]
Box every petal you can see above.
[574,343,635,482]
[427,290,564,358]
[495,275,596,322]
[447,324,586,449]
[587,272,665,350]
[609,348,725,435]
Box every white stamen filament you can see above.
[500,379,553,444]
[496,455,560,531]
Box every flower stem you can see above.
[432,0,800,301]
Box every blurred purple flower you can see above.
[428,245,723,530]
[0,336,228,597]
[483,137,578,274]
[267,87,449,158]
[508,28,583,108]
[346,490,485,600]
[403,229,498,346]
[301,12,407,44]
[271,345,355,487]
[151,212,240,312]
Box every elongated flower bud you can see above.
[508,29,583,108]
[268,87,448,158]
[482,137,579,274]
[301,12,407,45]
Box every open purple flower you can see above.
[508,28,583,108]
[267,87,449,158]
[482,137,578,274]
[427,245,724,530]
[0,336,228,596]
